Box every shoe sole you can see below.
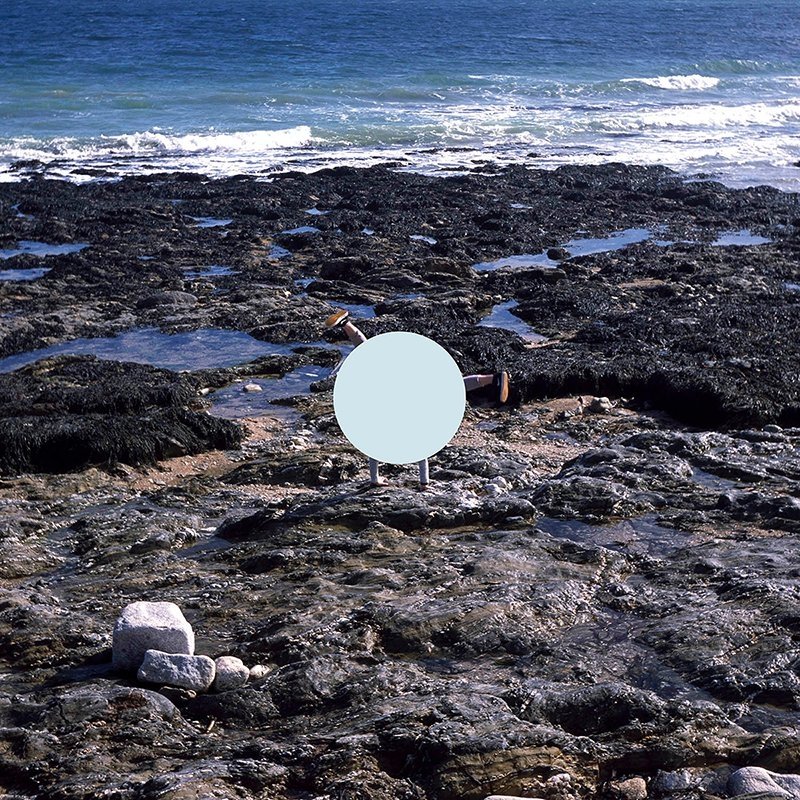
[324,309,350,329]
[498,371,510,404]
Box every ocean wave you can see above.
[1,99,798,193]
[622,74,720,90]
[602,100,800,131]
[107,127,315,154]
[0,126,315,163]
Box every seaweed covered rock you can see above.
[0,355,242,474]
[1,166,800,800]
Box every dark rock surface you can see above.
[0,164,799,799]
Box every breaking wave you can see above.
[622,74,721,91]
[0,126,315,163]
[599,100,800,131]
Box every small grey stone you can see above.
[589,396,614,413]
[608,777,647,800]
[491,475,510,489]
[249,664,270,681]
[213,656,250,692]
[112,601,194,672]
[138,650,215,692]
[651,769,696,794]
[137,290,198,309]
[242,383,263,393]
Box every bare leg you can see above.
[331,321,369,377]
[463,374,493,392]
[464,371,510,403]
[343,321,367,346]
[369,458,385,487]
[418,458,429,489]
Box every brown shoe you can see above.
[324,309,350,329]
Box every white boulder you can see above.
[137,649,215,691]
[112,601,194,672]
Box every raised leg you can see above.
[343,321,367,346]
[463,374,493,392]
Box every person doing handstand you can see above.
[325,309,510,490]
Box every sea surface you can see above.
[2,0,800,187]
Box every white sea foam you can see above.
[0,126,314,163]
[622,74,720,90]
[1,98,799,192]
[600,100,800,131]
[692,59,775,74]
[108,127,314,154]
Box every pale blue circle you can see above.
[333,332,466,464]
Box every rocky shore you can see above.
[0,163,799,799]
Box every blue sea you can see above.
[2,0,799,188]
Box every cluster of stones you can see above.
[485,768,800,800]
[112,601,259,692]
